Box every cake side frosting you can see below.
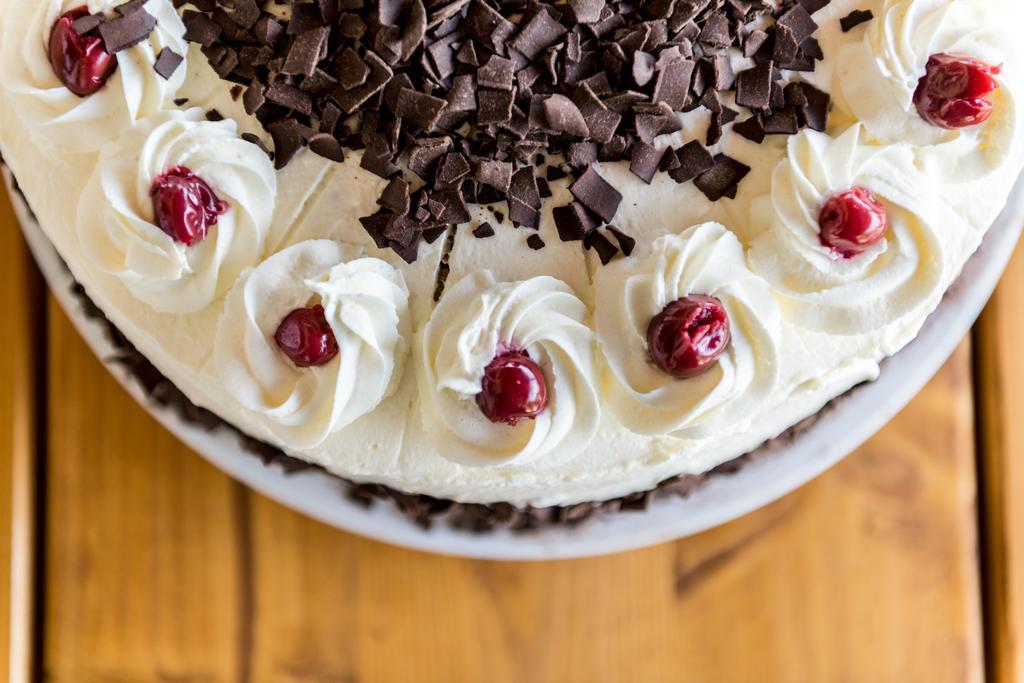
[1,0,1023,508]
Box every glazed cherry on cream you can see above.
[150,166,228,246]
[274,305,339,368]
[818,188,889,258]
[647,295,731,379]
[913,53,1002,129]
[476,350,549,426]
[49,7,117,97]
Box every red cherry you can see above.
[274,305,339,368]
[150,166,228,246]
[475,350,549,426]
[935,98,994,129]
[914,53,1001,129]
[49,7,117,97]
[818,188,889,258]
[647,295,730,379]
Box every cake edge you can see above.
[74,277,835,533]
[5,161,842,534]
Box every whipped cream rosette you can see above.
[0,0,186,154]
[748,125,948,336]
[417,272,601,469]
[835,0,1021,183]
[78,108,276,313]
[215,240,411,450]
[595,222,782,440]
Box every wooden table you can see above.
[2,185,1023,683]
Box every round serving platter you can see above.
[8,169,1024,561]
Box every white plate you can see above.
[9,170,1024,561]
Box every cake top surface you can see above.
[1,0,1022,507]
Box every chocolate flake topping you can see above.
[608,225,635,256]
[153,47,183,80]
[570,167,622,223]
[99,3,157,53]
[840,9,874,33]
[629,140,663,184]
[694,154,750,201]
[71,13,104,35]
[185,0,834,263]
[473,221,496,238]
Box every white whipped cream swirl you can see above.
[418,273,601,469]
[0,0,186,153]
[215,240,411,450]
[748,125,946,336]
[835,0,1021,181]
[596,222,782,440]
[78,108,276,313]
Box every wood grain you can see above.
[43,301,248,682]
[33,300,982,682]
[239,343,981,683]
[0,186,40,683]
[975,240,1024,683]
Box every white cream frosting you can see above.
[596,223,782,439]
[417,272,601,468]
[2,0,1024,506]
[836,0,1022,182]
[0,0,186,154]
[214,240,411,450]
[78,108,277,314]
[748,125,947,335]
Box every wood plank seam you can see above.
[234,484,254,683]
[23,273,44,683]
[2,192,44,683]
[973,318,1018,683]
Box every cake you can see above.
[1,0,1021,530]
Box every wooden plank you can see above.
[975,240,1024,683]
[43,300,247,682]
[0,187,41,683]
[243,343,981,683]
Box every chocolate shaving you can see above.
[153,47,183,80]
[669,140,715,184]
[629,140,662,184]
[266,119,304,169]
[586,229,619,264]
[733,115,766,143]
[71,13,104,35]
[309,133,345,162]
[840,9,874,32]
[183,11,222,47]
[473,221,495,238]
[607,225,635,256]
[553,202,598,241]
[777,5,818,44]
[99,4,157,53]
[282,26,330,77]
[543,95,589,138]
[695,154,750,201]
[570,167,622,223]
[736,62,774,110]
